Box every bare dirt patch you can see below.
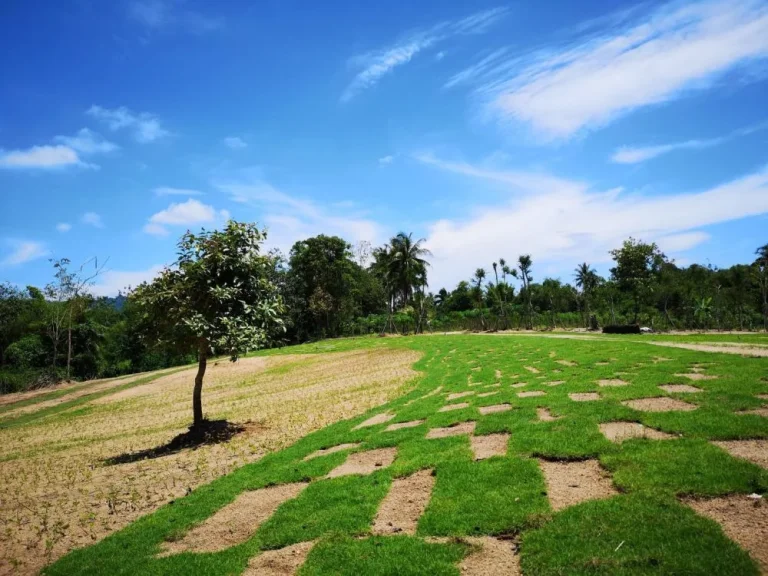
[477,391,498,398]
[0,348,420,576]
[471,434,509,460]
[517,391,545,398]
[439,402,470,412]
[556,360,577,367]
[372,469,435,535]
[327,447,397,478]
[539,459,618,511]
[353,412,396,430]
[385,420,425,432]
[599,422,676,443]
[495,370,502,380]
[686,495,768,572]
[758,394,768,401]
[648,341,768,357]
[537,408,560,422]
[447,391,474,401]
[569,393,601,402]
[160,482,306,555]
[244,541,316,576]
[426,421,476,439]
[675,373,718,381]
[738,408,768,417]
[524,366,540,374]
[622,397,697,412]
[546,381,565,387]
[712,440,768,469]
[303,443,361,461]
[511,382,527,388]
[658,384,702,393]
[406,386,443,405]
[597,379,628,387]
[478,404,512,415]
[459,536,520,576]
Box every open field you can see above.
[2,332,767,575]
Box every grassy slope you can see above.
[44,334,768,575]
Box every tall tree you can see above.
[574,262,598,328]
[756,243,768,331]
[609,238,666,323]
[388,232,431,307]
[513,255,534,329]
[473,268,486,330]
[131,221,285,429]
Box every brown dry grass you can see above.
[0,348,420,576]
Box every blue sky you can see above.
[2,0,768,295]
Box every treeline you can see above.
[1,230,767,393]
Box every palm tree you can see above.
[473,268,486,330]
[514,255,534,329]
[755,243,768,332]
[389,232,431,308]
[574,262,597,328]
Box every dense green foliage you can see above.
[1,222,766,394]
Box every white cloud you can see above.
[342,7,507,102]
[611,121,768,164]
[87,105,169,143]
[418,153,768,290]
[223,136,247,149]
[215,179,382,253]
[378,155,394,166]
[81,212,104,228]
[154,186,204,196]
[91,265,165,297]
[456,0,768,139]
[54,128,118,155]
[56,223,72,233]
[144,198,229,236]
[1,240,48,266]
[128,0,224,34]
[0,145,82,169]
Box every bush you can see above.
[4,335,47,369]
[602,325,641,334]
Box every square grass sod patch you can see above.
[418,456,549,536]
[253,473,391,550]
[520,494,758,575]
[601,438,768,496]
[299,535,468,576]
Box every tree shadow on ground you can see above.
[103,419,246,465]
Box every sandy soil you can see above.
[712,440,768,469]
[384,420,425,432]
[471,434,509,460]
[326,447,398,478]
[372,469,435,535]
[569,393,601,402]
[599,422,676,443]
[478,404,512,415]
[539,459,618,511]
[622,397,698,412]
[537,408,560,422]
[0,348,419,576]
[244,541,316,576]
[459,537,520,575]
[426,421,476,439]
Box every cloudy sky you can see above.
[2,0,768,295]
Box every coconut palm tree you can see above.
[473,268,486,330]
[574,262,598,328]
[514,255,534,329]
[388,232,431,308]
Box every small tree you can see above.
[131,221,285,429]
[609,238,666,323]
[755,243,768,332]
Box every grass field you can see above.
[2,332,767,575]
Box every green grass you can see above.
[41,333,768,575]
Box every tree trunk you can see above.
[193,339,208,428]
[66,306,73,381]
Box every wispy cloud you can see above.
[54,128,118,155]
[378,155,395,166]
[223,136,247,149]
[417,152,768,289]
[611,121,768,164]
[144,199,229,236]
[0,127,117,170]
[87,105,168,143]
[128,0,224,34]
[81,212,104,228]
[0,145,84,169]
[1,240,48,266]
[451,0,768,140]
[56,223,72,233]
[215,178,382,252]
[341,7,508,102]
[154,186,204,196]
